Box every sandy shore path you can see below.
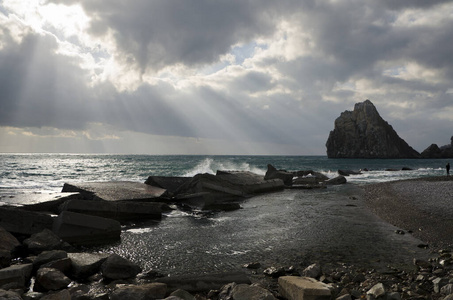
[364,176,453,250]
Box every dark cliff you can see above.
[326,100,420,158]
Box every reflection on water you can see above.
[100,186,430,275]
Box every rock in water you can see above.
[326,100,420,158]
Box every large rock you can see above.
[33,250,68,271]
[0,207,53,235]
[0,227,21,267]
[68,253,110,280]
[278,276,331,300]
[264,165,293,186]
[0,263,33,289]
[23,229,68,255]
[34,267,71,292]
[101,254,142,280]
[325,176,347,185]
[52,211,121,246]
[326,100,420,158]
[110,283,167,300]
[230,284,277,300]
[59,199,164,222]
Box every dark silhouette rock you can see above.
[264,164,293,185]
[421,137,453,158]
[100,254,142,280]
[52,211,121,246]
[338,170,362,176]
[23,229,68,255]
[421,144,443,158]
[34,267,71,292]
[68,253,109,280]
[325,176,347,185]
[326,100,420,158]
[0,227,20,268]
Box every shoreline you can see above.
[1,176,453,298]
[364,175,453,250]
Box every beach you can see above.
[364,175,453,250]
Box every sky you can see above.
[0,0,452,155]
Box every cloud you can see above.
[1,0,453,154]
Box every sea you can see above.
[0,154,448,275]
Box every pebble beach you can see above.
[364,175,453,250]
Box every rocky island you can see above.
[326,100,421,158]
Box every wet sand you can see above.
[364,176,453,250]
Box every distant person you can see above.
[447,162,450,176]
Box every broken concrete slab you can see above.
[61,181,166,202]
[68,253,110,280]
[0,263,33,289]
[59,199,164,222]
[278,276,332,300]
[145,176,191,194]
[174,172,284,210]
[10,193,81,214]
[52,211,121,246]
[0,207,53,235]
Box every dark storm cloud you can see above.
[2,0,453,153]
[0,32,93,129]
[52,0,279,73]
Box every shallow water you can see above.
[98,185,430,275]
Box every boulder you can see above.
[110,283,167,300]
[169,289,195,300]
[0,263,33,289]
[326,100,420,158]
[367,283,386,298]
[293,170,329,182]
[52,211,121,246]
[264,165,293,186]
[338,170,362,176]
[40,289,71,300]
[325,176,347,185]
[34,267,71,292]
[61,181,166,201]
[302,263,322,279]
[278,276,331,300]
[0,207,53,235]
[231,284,277,300]
[101,254,142,280]
[59,199,164,222]
[68,252,110,280]
[33,250,68,271]
[0,226,21,267]
[23,229,67,255]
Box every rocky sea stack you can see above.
[326,100,420,158]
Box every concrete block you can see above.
[0,207,53,235]
[278,276,331,300]
[52,211,121,246]
[0,263,33,288]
